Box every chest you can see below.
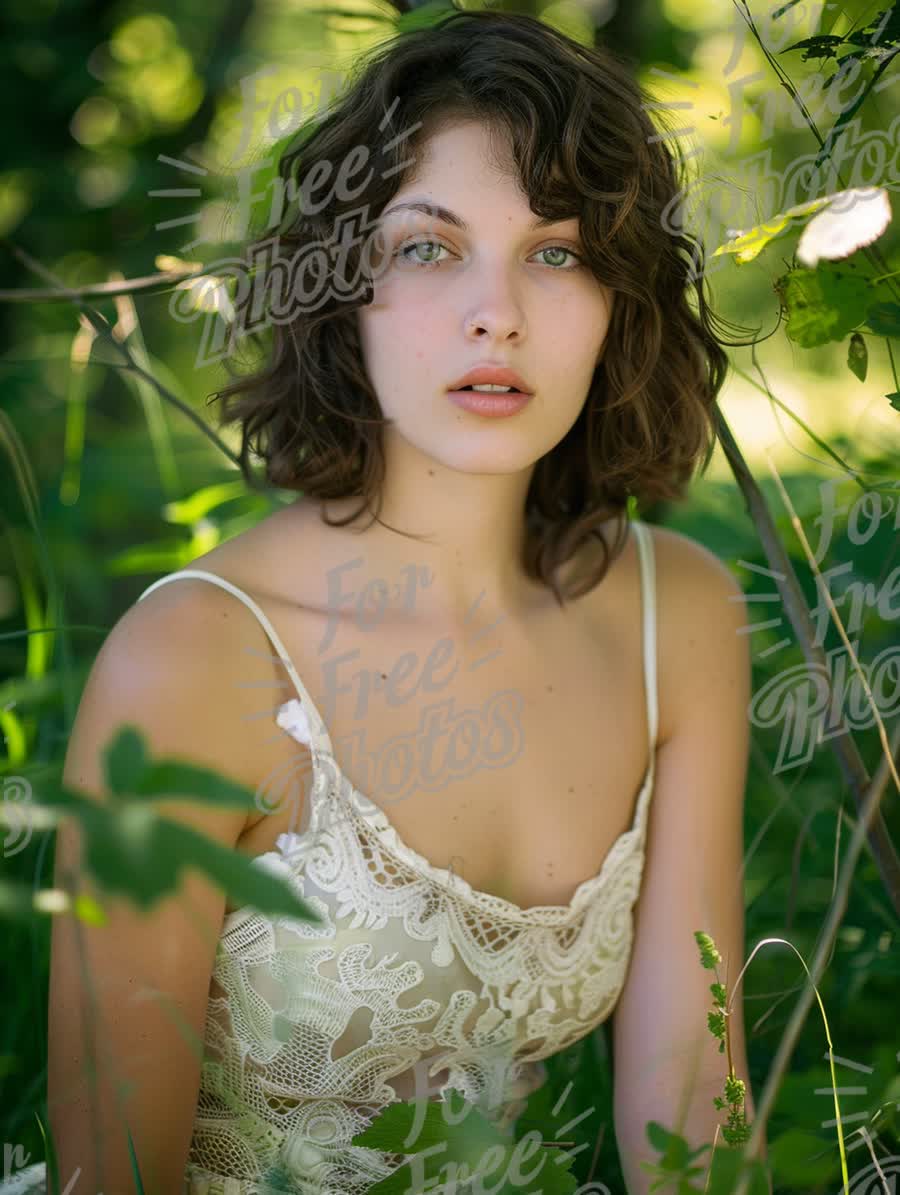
[232,595,652,913]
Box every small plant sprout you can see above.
[694,930,752,1148]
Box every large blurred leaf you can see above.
[768,1128,839,1186]
[774,265,871,347]
[705,1146,771,1195]
[713,196,835,264]
[34,782,324,921]
[27,725,325,922]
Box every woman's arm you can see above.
[610,530,770,1195]
[47,586,263,1195]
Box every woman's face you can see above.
[356,119,614,475]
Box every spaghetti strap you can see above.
[136,532,658,768]
[136,568,335,757]
[631,521,659,752]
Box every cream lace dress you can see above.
[9,520,659,1195]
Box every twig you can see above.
[0,267,206,303]
[0,238,269,492]
[712,405,900,917]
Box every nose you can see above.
[462,259,527,340]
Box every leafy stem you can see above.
[694,931,752,1150]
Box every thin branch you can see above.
[0,267,206,303]
[712,405,900,918]
[731,716,900,1194]
[0,238,269,493]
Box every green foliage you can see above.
[352,1093,580,1193]
[694,931,755,1155]
[641,1121,710,1191]
[637,1122,770,1195]
[774,265,870,348]
[1,0,899,1192]
[7,725,326,923]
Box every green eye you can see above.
[393,239,584,269]
[537,246,582,268]
[394,239,449,266]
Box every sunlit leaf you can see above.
[154,253,203,275]
[712,196,834,263]
[713,188,892,267]
[173,273,235,320]
[73,891,107,925]
[161,480,247,525]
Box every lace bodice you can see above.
[9,520,659,1195]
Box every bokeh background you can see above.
[1,0,899,1190]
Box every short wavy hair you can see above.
[211,6,743,606]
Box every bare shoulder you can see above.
[643,523,749,746]
[646,522,744,596]
[111,564,261,666]
[182,498,315,602]
[86,569,289,834]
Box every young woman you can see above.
[32,8,764,1195]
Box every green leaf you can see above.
[161,480,247,524]
[396,0,458,35]
[72,891,107,925]
[775,265,870,347]
[706,1147,770,1195]
[646,1120,675,1154]
[887,391,900,410]
[100,725,262,811]
[768,1128,836,1185]
[353,1097,579,1193]
[865,301,900,336]
[781,33,844,59]
[848,332,868,381]
[353,1092,500,1154]
[104,725,148,797]
[135,759,261,810]
[712,195,834,263]
[0,878,44,920]
[35,782,325,921]
[645,1121,706,1175]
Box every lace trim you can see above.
[272,714,655,926]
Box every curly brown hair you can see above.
[210,6,745,607]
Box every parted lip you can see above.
[448,364,534,394]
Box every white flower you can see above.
[797,187,892,267]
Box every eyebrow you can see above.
[381,200,576,232]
